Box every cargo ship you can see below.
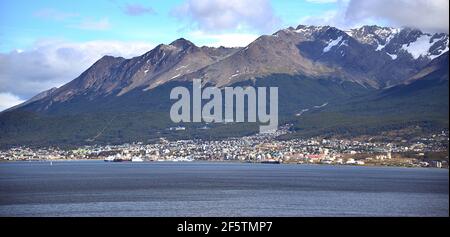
[260,159,281,164]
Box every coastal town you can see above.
[1,125,448,168]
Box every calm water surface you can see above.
[0,161,448,216]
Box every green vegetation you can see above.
[0,73,448,148]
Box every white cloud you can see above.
[123,3,156,16]
[0,92,25,112]
[172,0,281,33]
[188,31,259,47]
[300,9,347,28]
[33,8,79,21]
[300,0,449,33]
[305,0,338,3]
[345,0,449,33]
[33,8,113,31]
[0,40,155,100]
[70,18,112,31]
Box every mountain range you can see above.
[0,25,448,147]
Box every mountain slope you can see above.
[177,26,379,88]
[13,24,449,114]
[175,25,448,88]
[0,25,448,147]
[288,52,449,138]
[21,39,238,113]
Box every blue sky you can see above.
[0,0,448,110]
[0,0,338,52]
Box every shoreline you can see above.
[1,159,448,170]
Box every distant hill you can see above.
[286,52,449,138]
[0,25,448,147]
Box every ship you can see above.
[104,156,115,162]
[104,154,130,162]
[260,159,281,164]
[131,157,144,162]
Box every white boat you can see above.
[179,157,194,162]
[104,156,115,162]
[131,157,144,162]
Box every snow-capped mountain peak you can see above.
[345,25,448,61]
[400,33,449,60]
[346,25,400,48]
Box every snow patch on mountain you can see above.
[175,65,189,71]
[429,37,449,60]
[295,25,325,34]
[430,49,449,60]
[339,40,348,47]
[170,74,181,79]
[347,26,399,48]
[386,52,398,60]
[376,32,397,51]
[323,36,343,53]
[401,34,434,59]
[293,25,326,38]
[344,30,354,38]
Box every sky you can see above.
[0,0,449,111]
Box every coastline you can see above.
[1,158,448,170]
